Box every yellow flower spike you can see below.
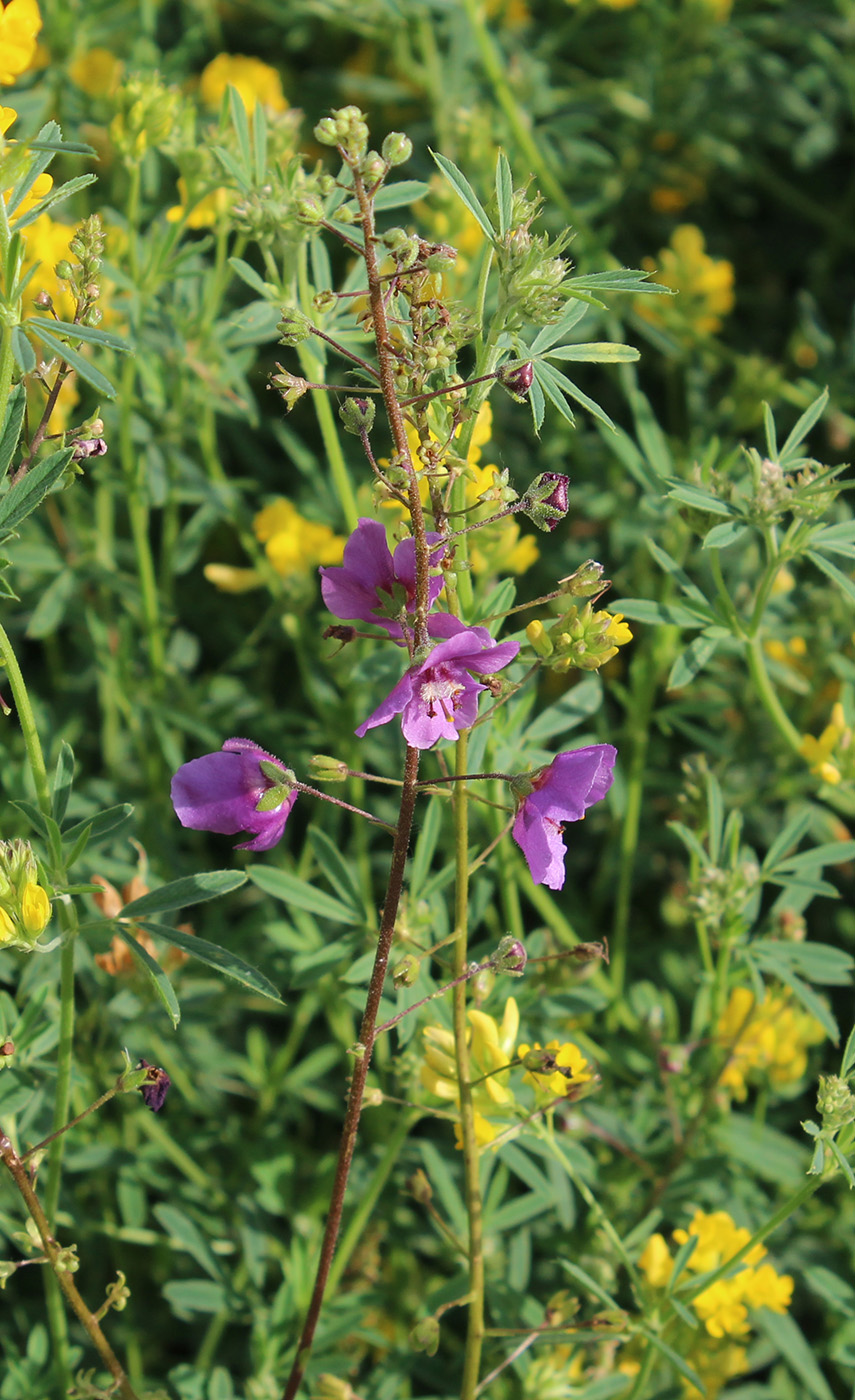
[203,564,263,594]
[742,1262,793,1313]
[0,907,16,944]
[20,881,50,935]
[0,0,42,87]
[198,53,286,114]
[692,1277,750,1339]
[638,1233,672,1288]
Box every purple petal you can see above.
[355,670,416,738]
[171,751,263,835]
[320,519,396,627]
[400,675,483,748]
[530,745,617,823]
[392,533,447,610]
[512,805,567,890]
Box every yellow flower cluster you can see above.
[637,224,734,337]
[639,1210,792,1397]
[517,1039,592,1097]
[717,985,825,1100]
[68,46,123,98]
[800,701,853,786]
[0,0,41,87]
[198,53,286,115]
[204,498,345,594]
[421,997,520,1147]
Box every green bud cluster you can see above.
[525,601,631,673]
[277,308,313,346]
[0,840,52,952]
[685,857,761,931]
[108,74,190,163]
[313,106,369,164]
[816,1074,855,1131]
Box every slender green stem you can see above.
[0,620,50,812]
[0,320,16,440]
[745,635,803,755]
[451,731,486,1400]
[118,356,165,685]
[537,1126,642,1296]
[326,1113,417,1295]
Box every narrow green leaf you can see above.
[807,549,855,604]
[0,384,26,478]
[121,871,247,918]
[62,803,133,845]
[25,316,131,353]
[409,796,443,898]
[667,819,710,867]
[630,390,672,476]
[702,521,750,550]
[372,180,430,211]
[636,1325,704,1393]
[306,826,365,918]
[228,256,277,298]
[565,268,673,295]
[610,597,710,628]
[533,360,574,429]
[808,521,855,557]
[10,800,50,840]
[228,85,252,173]
[251,97,267,187]
[154,1204,222,1279]
[246,865,359,923]
[12,326,36,373]
[0,447,73,534]
[827,1137,855,1189]
[763,809,813,871]
[748,939,854,986]
[546,342,640,363]
[804,1265,855,1317]
[494,149,513,237]
[841,1020,855,1078]
[430,151,495,240]
[666,481,735,516]
[26,568,75,638]
[763,401,779,459]
[210,145,252,191]
[114,927,180,1028]
[539,360,617,431]
[525,675,603,743]
[529,298,589,355]
[753,1307,836,1400]
[137,920,283,1003]
[705,771,724,866]
[8,173,97,230]
[52,742,75,825]
[667,634,721,690]
[774,840,855,872]
[162,1279,227,1316]
[23,324,117,399]
[779,388,829,467]
[647,539,713,607]
[528,371,545,434]
[560,1259,620,1310]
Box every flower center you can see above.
[420,671,464,721]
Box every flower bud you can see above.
[497,359,534,399]
[20,883,50,936]
[560,560,606,598]
[406,1169,433,1205]
[33,290,52,310]
[137,1059,171,1112]
[381,131,412,166]
[309,754,349,782]
[410,1315,440,1356]
[277,308,313,346]
[382,226,408,250]
[526,619,554,657]
[313,290,337,314]
[0,908,16,945]
[817,1073,855,1131]
[331,105,369,162]
[314,1375,357,1400]
[270,366,310,411]
[490,935,527,976]
[295,193,325,225]
[314,117,339,146]
[361,149,386,185]
[54,260,74,281]
[520,472,570,532]
[393,953,420,989]
[339,397,376,435]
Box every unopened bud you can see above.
[309,754,349,782]
[313,290,337,314]
[137,1060,171,1112]
[410,1315,440,1356]
[526,619,554,658]
[339,397,376,435]
[406,1169,433,1205]
[54,260,74,280]
[363,1086,384,1107]
[393,953,420,989]
[361,149,386,185]
[817,1073,855,1130]
[277,308,313,346]
[560,560,606,598]
[382,226,408,250]
[381,131,412,167]
[295,193,325,225]
[314,1376,357,1400]
[520,472,570,532]
[498,359,534,399]
[33,290,52,309]
[314,117,339,146]
[490,935,527,976]
[521,1047,555,1073]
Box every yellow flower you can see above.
[198,53,286,114]
[421,997,519,1147]
[742,1262,793,1314]
[800,701,851,786]
[604,612,633,648]
[20,881,50,935]
[0,907,16,943]
[253,498,345,577]
[68,46,122,97]
[1,103,16,133]
[639,1232,672,1287]
[4,169,52,223]
[0,0,41,86]
[203,563,263,593]
[692,1277,750,1339]
[637,224,734,337]
[672,1209,766,1273]
[166,177,232,228]
[717,985,826,1099]
[517,1039,592,1097]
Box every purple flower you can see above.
[355,626,519,749]
[137,1060,171,1112]
[512,745,616,890]
[320,517,446,636]
[170,737,297,852]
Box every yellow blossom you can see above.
[3,169,52,223]
[639,1232,672,1288]
[253,499,345,578]
[20,881,50,935]
[637,224,734,337]
[800,701,851,786]
[203,564,263,594]
[166,177,232,228]
[605,612,632,648]
[0,0,41,87]
[517,1038,592,1097]
[68,46,123,97]
[0,907,15,943]
[742,1262,793,1313]
[198,53,286,114]
[421,997,519,1147]
[692,1277,750,1339]
[717,985,826,1099]
[1,104,16,134]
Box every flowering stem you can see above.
[375,959,492,1038]
[0,320,16,448]
[451,730,486,1400]
[281,745,422,1400]
[0,619,51,813]
[21,1081,124,1163]
[0,1126,141,1400]
[294,781,396,831]
[400,371,499,407]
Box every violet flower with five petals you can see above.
[512,744,616,890]
[356,626,519,749]
[170,737,297,852]
[320,517,446,637]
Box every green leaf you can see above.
[246,865,359,923]
[121,871,247,918]
[702,520,750,550]
[9,173,97,230]
[635,1325,704,1394]
[494,149,513,237]
[251,96,267,187]
[647,539,714,608]
[748,938,853,986]
[211,144,252,191]
[0,447,73,534]
[809,521,855,559]
[827,1136,855,1189]
[778,388,829,467]
[12,326,36,374]
[610,597,710,628]
[51,742,75,825]
[630,390,673,477]
[773,840,855,873]
[154,1204,222,1279]
[841,1020,855,1078]
[528,370,545,434]
[667,820,710,867]
[524,675,603,743]
[533,360,573,429]
[228,256,277,298]
[538,360,617,431]
[62,803,134,845]
[560,1259,620,1310]
[545,342,640,363]
[804,1265,855,1317]
[26,568,75,638]
[753,1307,836,1400]
[807,549,855,604]
[373,180,430,211]
[667,633,722,689]
[409,796,443,898]
[763,401,779,459]
[763,809,813,871]
[306,826,365,918]
[0,384,26,478]
[711,1115,809,1187]
[114,927,180,1028]
[228,84,252,174]
[666,481,735,516]
[136,920,283,1003]
[25,316,131,353]
[430,151,495,240]
[23,324,117,399]
[162,1279,228,1317]
[565,268,673,296]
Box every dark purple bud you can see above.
[137,1060,171,1112]
[498,360,534,399]
[520,472,571,533]
[71,437,108,460]
[539,472,569,517]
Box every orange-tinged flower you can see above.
[198,53,286,114]
[0,0,41,86]
[93,872,191,975]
